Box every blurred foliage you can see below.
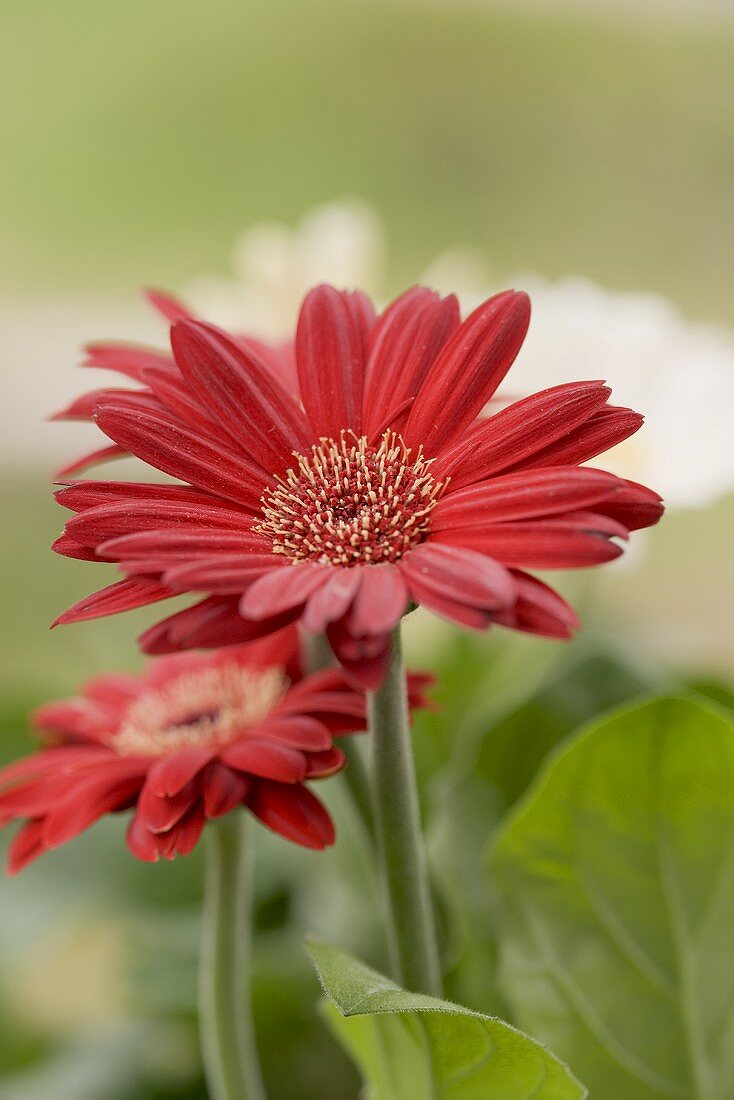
[1,1,733,321]
[490,695,734,1099]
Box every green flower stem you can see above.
[368,626,442,996]
[199,812,267,1100]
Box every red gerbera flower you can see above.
[53,285,663,687]
[0,628,430,872]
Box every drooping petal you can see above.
[301,570,361,634]
[404,290,531,454]
[399,543,515,611]
[247,780,335,849]
[201,762,249,819]
[52,578,174,627]
[296,285,374,437]
[255,715,333,751]
[240,564,329,621]
[7,820,47,874]
[493,570,581,639]
[326,619,393,691]
[347,564,408,636]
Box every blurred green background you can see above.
[1,1,733,1097]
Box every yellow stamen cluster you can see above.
[257,430,446,567]
[114,664,286,757]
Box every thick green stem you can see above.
[199,813,267,1100]
[368,626,442,996]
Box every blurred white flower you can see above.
[186,199,385,339]
[509,276,734,511]
[190,200,734,512]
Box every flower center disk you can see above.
[114,664,286,756]
[258,430,446,567]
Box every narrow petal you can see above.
[296,285,374,436]
[143,287,195,322]
[432,381,612,487]
[432,467,622,529]
[82,342,174,381]
[438,521,624,568]
[363,287,460,438]
[164,553,278,595]
[8,820,47,874]
[52,578,173,627]
[404,290,531,454]
[591,479,664,532]
[65,500,252,546]
[56,480,244,514]
[137,778,198,833]
[55,444,127,479]
[170,320,311,469]
[514,406,645,471]
[247,780,335,849]
[94,401,269,509]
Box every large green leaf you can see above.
[489,695,734,1100]
[306,938,586,1098]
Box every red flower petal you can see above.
[494,570,581,639]
[55,444,127,479]
[170,320,311,470]
[143,287,195,322]
[7,820,47,874]
[146,748,216,797]
[94,401,268,510]
[326,620,392,691]
[515,406,644,471]
[432,381,612,486]
[202,763,249,819]
[53,578,173,627]
[432,467,622,529]
[256,715,333,751]
[240,564,329,621]
[304,747,345,778]
[399,543,515,611]
[348,564,408,636]
[82,342,173,381]
[220,739,307,783]
[138,777,199,833]
[296,285,374,437]
[438,521,624,568]
[301,570,361,634]
[404,290,531,454]
[247,780,335,849]
[41,765,145,848]
[363,287,460,438]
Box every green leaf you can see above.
[489,695,734,1100]
[306,938,586,1099]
